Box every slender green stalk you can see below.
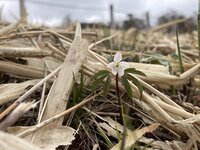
[176,26,187,92]
[176,27,184,73]
[198,0,200,60]
[115,74,123,124]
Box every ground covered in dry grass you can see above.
[0,18,200,150]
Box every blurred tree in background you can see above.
[158,11,196,33]
[122,14,145,30]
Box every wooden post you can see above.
[19,0,27,19]
[145,12,150,29]
[109,4,115,29]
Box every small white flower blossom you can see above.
[107,52,129,76]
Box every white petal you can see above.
[120,61,129,69]
[118,68,125,76]
[107,62,115,69]
[114,52,122,63]
[117,62,129,76]
[111,68,118,75]
[107,62,118,75]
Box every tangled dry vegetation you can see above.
[0,17,200,150]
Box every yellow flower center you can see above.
[115,62,119,68]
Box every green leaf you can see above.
[103,75,111,97]
[125,68,146,77]
[121,74,132,99]
[93,70,110,80]
[91,73,109,92]
[126,74,143,100]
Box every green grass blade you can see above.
[72,82,78,104]
[96,124,113,148]
[92,73,109,92]
[176,26,184,73]
[72,73,79,104]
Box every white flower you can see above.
[107,52,129,76]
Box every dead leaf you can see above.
[8,125,75,150]
[0,80,39,105]
[111,123,160,150]
[32,126,75,150]
[0,131,42,150]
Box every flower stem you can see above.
[115,74,123,125]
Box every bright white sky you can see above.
[0,0,198,26]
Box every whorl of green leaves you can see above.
[92,68,146,99]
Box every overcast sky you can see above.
[0,0,198,26]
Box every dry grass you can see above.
[0,18,200,150]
